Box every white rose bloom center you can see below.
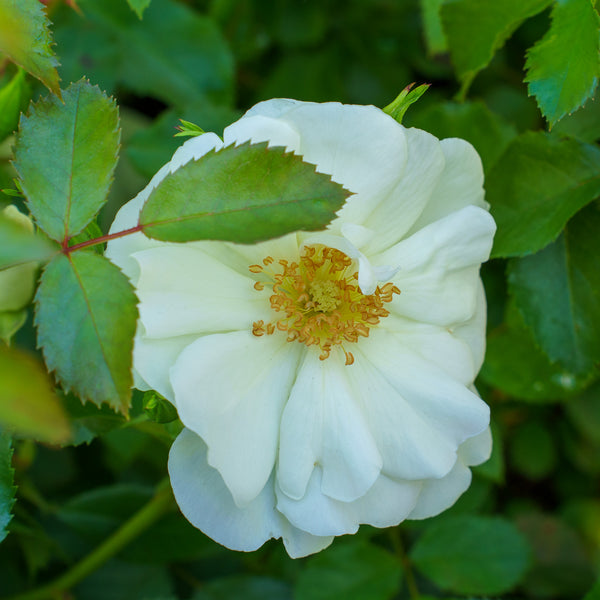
[106,99,496,558]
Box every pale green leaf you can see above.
[0,344,70,444]
[441,0,553,92]
[420,0,447,54]
[0,0,60,95]
[410,516,530,595]
[0,430,15,544]
[295,539,400,600]
[0,210,57,270]
[14,79,120,243]
[139,141,351,244]
[126,0,151,19]
[525,0,600,125]
[35,252,138,414]
[507,204,600,378]
[488,132,600,257]
[0,310,27,344]
[0,69,31,141]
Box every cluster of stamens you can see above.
[249,245,400,365]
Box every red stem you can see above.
[63,224,143,254]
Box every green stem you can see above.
[389,527,420,600]
[3,479,174,600]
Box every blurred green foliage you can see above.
[0,0,599,598]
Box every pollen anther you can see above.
[250,245,399,365]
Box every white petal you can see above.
[199,232,301,279]
[351,331,489,479]
[408,460,472,520]
[133,245,270,338]
[278,518,334,558]
[169,132,225,170]
[261,102,408,228]
[276,467,421,537]
[375,205,496,327]
[382,316,477,385]
[134,332,198,403]
[171,331,302,507]
[453,280,488,374]
[407,138,486,234]
[459,427,492,466]
[362,127,446,255]
[277,350,382,502]
[224,115,301,153]
[169,428,332,558]
[106,133,223,282]
[243,98,303,120]
[168,429,282,552]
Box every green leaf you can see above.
[509,420,557,480]
[584,578,600,600]
[295,539,400,600]
[0,69,31,141]
[0,344,70,444]
[407,100,517,173]
[139,141,351,244]
[420,0,447,54]
[192,576,291,600]
[14,79,120,243]
[0,0,60,96]
[0,430,16,544]
[126,0,151,19]
[55,0,234,108]
[410,516,530,596]
[565,381,600,445]
[525,0,600,126]
[441,0,553,92]
[35,252,138,414]
[73,560,174,600]
[62,392,126,446]
[0,208,57,270]
[552,96,600,142]
[516,512,595,597]
[480,302,593,401]
[507,204,600,378]
[488,132,600,257]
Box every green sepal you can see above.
[143,392,179,424]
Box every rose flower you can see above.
[106,99,496,558]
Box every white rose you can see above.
[106,99,496,558]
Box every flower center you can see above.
[249,245,400,365]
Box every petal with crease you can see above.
[407,137,486,234]
[277,351,382,503]
[375,206,496,326]
[276,467,421,537]
[169,429,280,551]
[171,331,302,507]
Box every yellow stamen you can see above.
[248,245,400,365]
